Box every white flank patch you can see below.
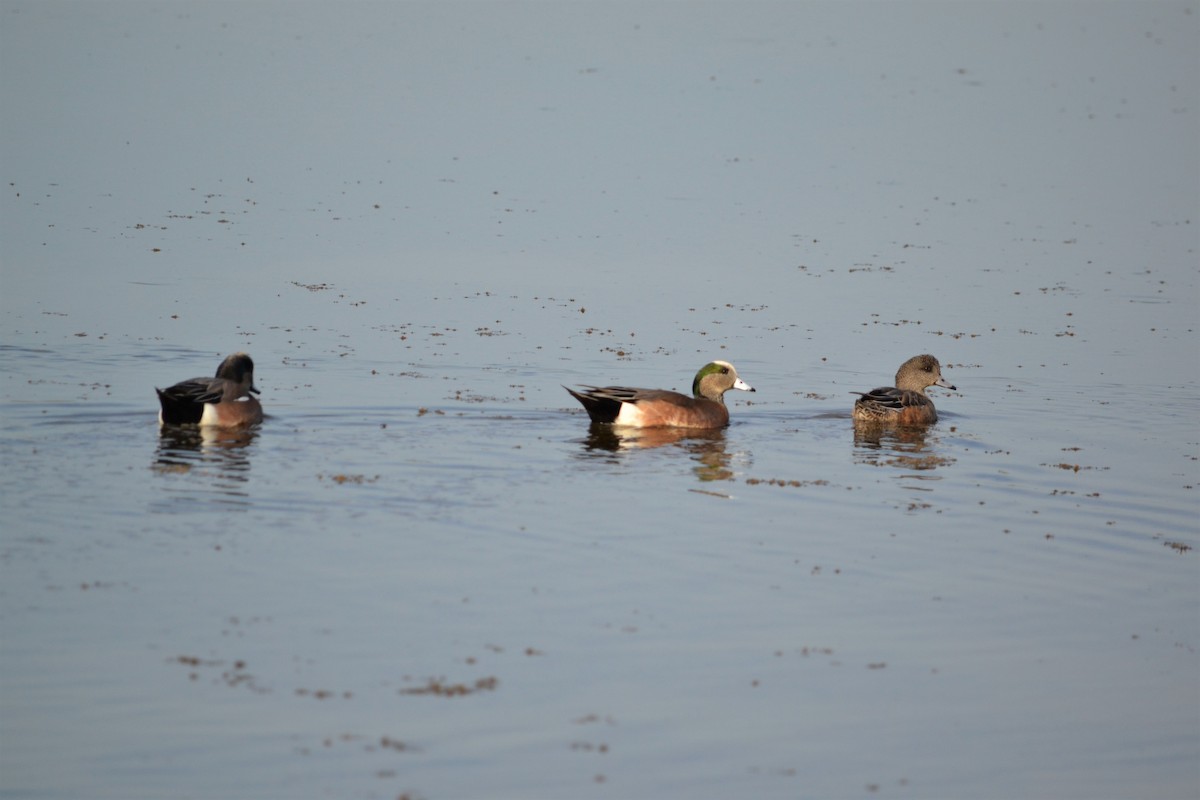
[613,402,645,426]
[198,403,221,426]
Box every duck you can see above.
[852,354,955,425]
[566,360,754,428]
[156,352,263,428]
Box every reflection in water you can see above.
[578,424,736,482]
[151,427,257,509]
[852,422,956,472]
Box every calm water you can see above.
[2,2,1197,799]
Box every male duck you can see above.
[566,360,754,429]
[156,352,263,428]
[852,354,955,425]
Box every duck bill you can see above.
[734,378,755,392]
[935,377,956,391]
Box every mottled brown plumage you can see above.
[852,354,955,425]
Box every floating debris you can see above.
[399,676,499,697]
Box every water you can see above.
[2,2,1197,798]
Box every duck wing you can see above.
[854,387,932,410]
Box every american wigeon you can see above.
[852,354,955,425]
[566,360,755,428]
[156,352,263,428]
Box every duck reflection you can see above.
[153,426,256,494]
[578,424,736,482]
[852,422,956,471]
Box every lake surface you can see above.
[2,2,1197,798]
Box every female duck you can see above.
[852,354,955,425]
[566,360,754,429]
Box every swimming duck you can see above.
[852,354,954,425]
[156,352,263,428]
[566,360,754,428]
